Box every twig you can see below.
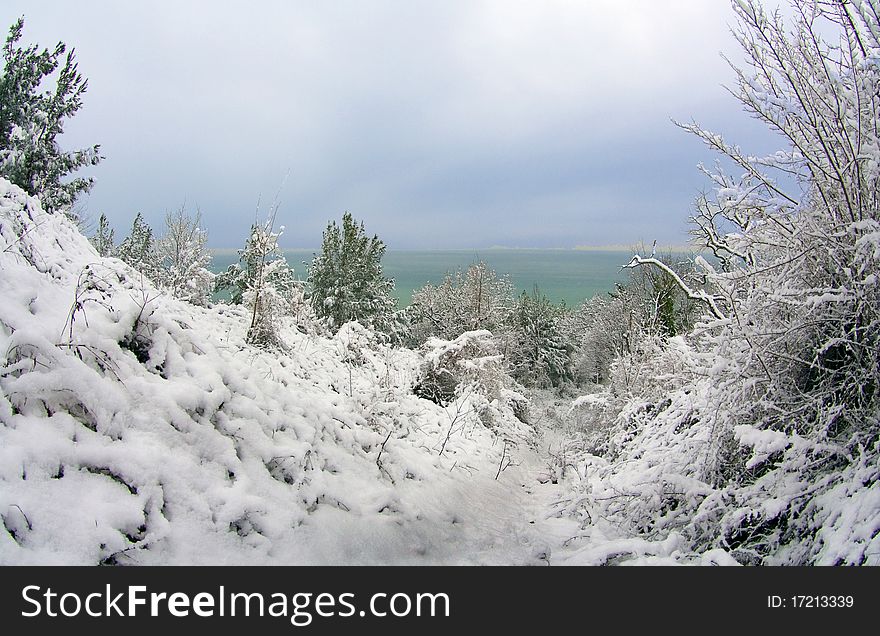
[495,440,510,480]
[376,427,394,465]
[11,504,32,531]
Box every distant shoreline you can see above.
[208,245,697,254]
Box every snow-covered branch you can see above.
[624,255,727,321]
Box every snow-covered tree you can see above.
[618,248,700,339]
[241,220,291,348]
[408,261,515,344]
[213,217,305,347]
[89,212,114,257]
[561,295,631,386]
[155,206,214,306]
[506,286,572,388]
[307,211,396,333]
[571,0,880,565]
[656,0,880,461]
[117,212,158,280]
[0,18,101,217]
[562,252,699,387]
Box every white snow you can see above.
[0,179,578,565]
[3,175,875,567]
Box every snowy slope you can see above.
[550,341,880,566]
[0,179,546,565]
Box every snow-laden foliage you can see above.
[505,287,572,388]
[561,254,699,386]
[0,179,545,564]
[415,330,531,434]
[89,212,114,257]
[408,261,515,345]
[560,296,623,386]
[214,220,309,345]
[557,0,880,565]
[409,263,573,388]
[0,18,101,217]
[154,206,214,307]
[116,212,159,280]
[307,212,397,335]
[241,221,293,349]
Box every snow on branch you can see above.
[624,255,727,321]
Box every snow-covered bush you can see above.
[415,330,504,405]
[213,218,310,345]
[565,393,612,449]
[505,286,572,388]
[408,261,515,345]
[415,330,529,428]
[154,206,214,306]
[241,220,292,349]
[334,320,378,396]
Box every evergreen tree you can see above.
[0,17,102,216]
[89,212,114,257]
[307,211,396,333]
[117,212,158,279]
[155,206,214,306]
[506,285,572,388]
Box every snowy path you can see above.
[274,428,582,566]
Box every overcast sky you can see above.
[2,1,783,249]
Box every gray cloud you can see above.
[3,0,784,248]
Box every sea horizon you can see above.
[208,243,696,254]
[207,246,700,307]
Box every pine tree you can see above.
[307,211,396,333]
[89,212,115,257]
[0,17,102,216]
[506,285,572,388]
[117,212,158,279]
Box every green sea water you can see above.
[209,248,635,307]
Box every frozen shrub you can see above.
[414,330,529,432]
[155,206,214,306]
[414,330,504,406]
[408,261,515,345]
